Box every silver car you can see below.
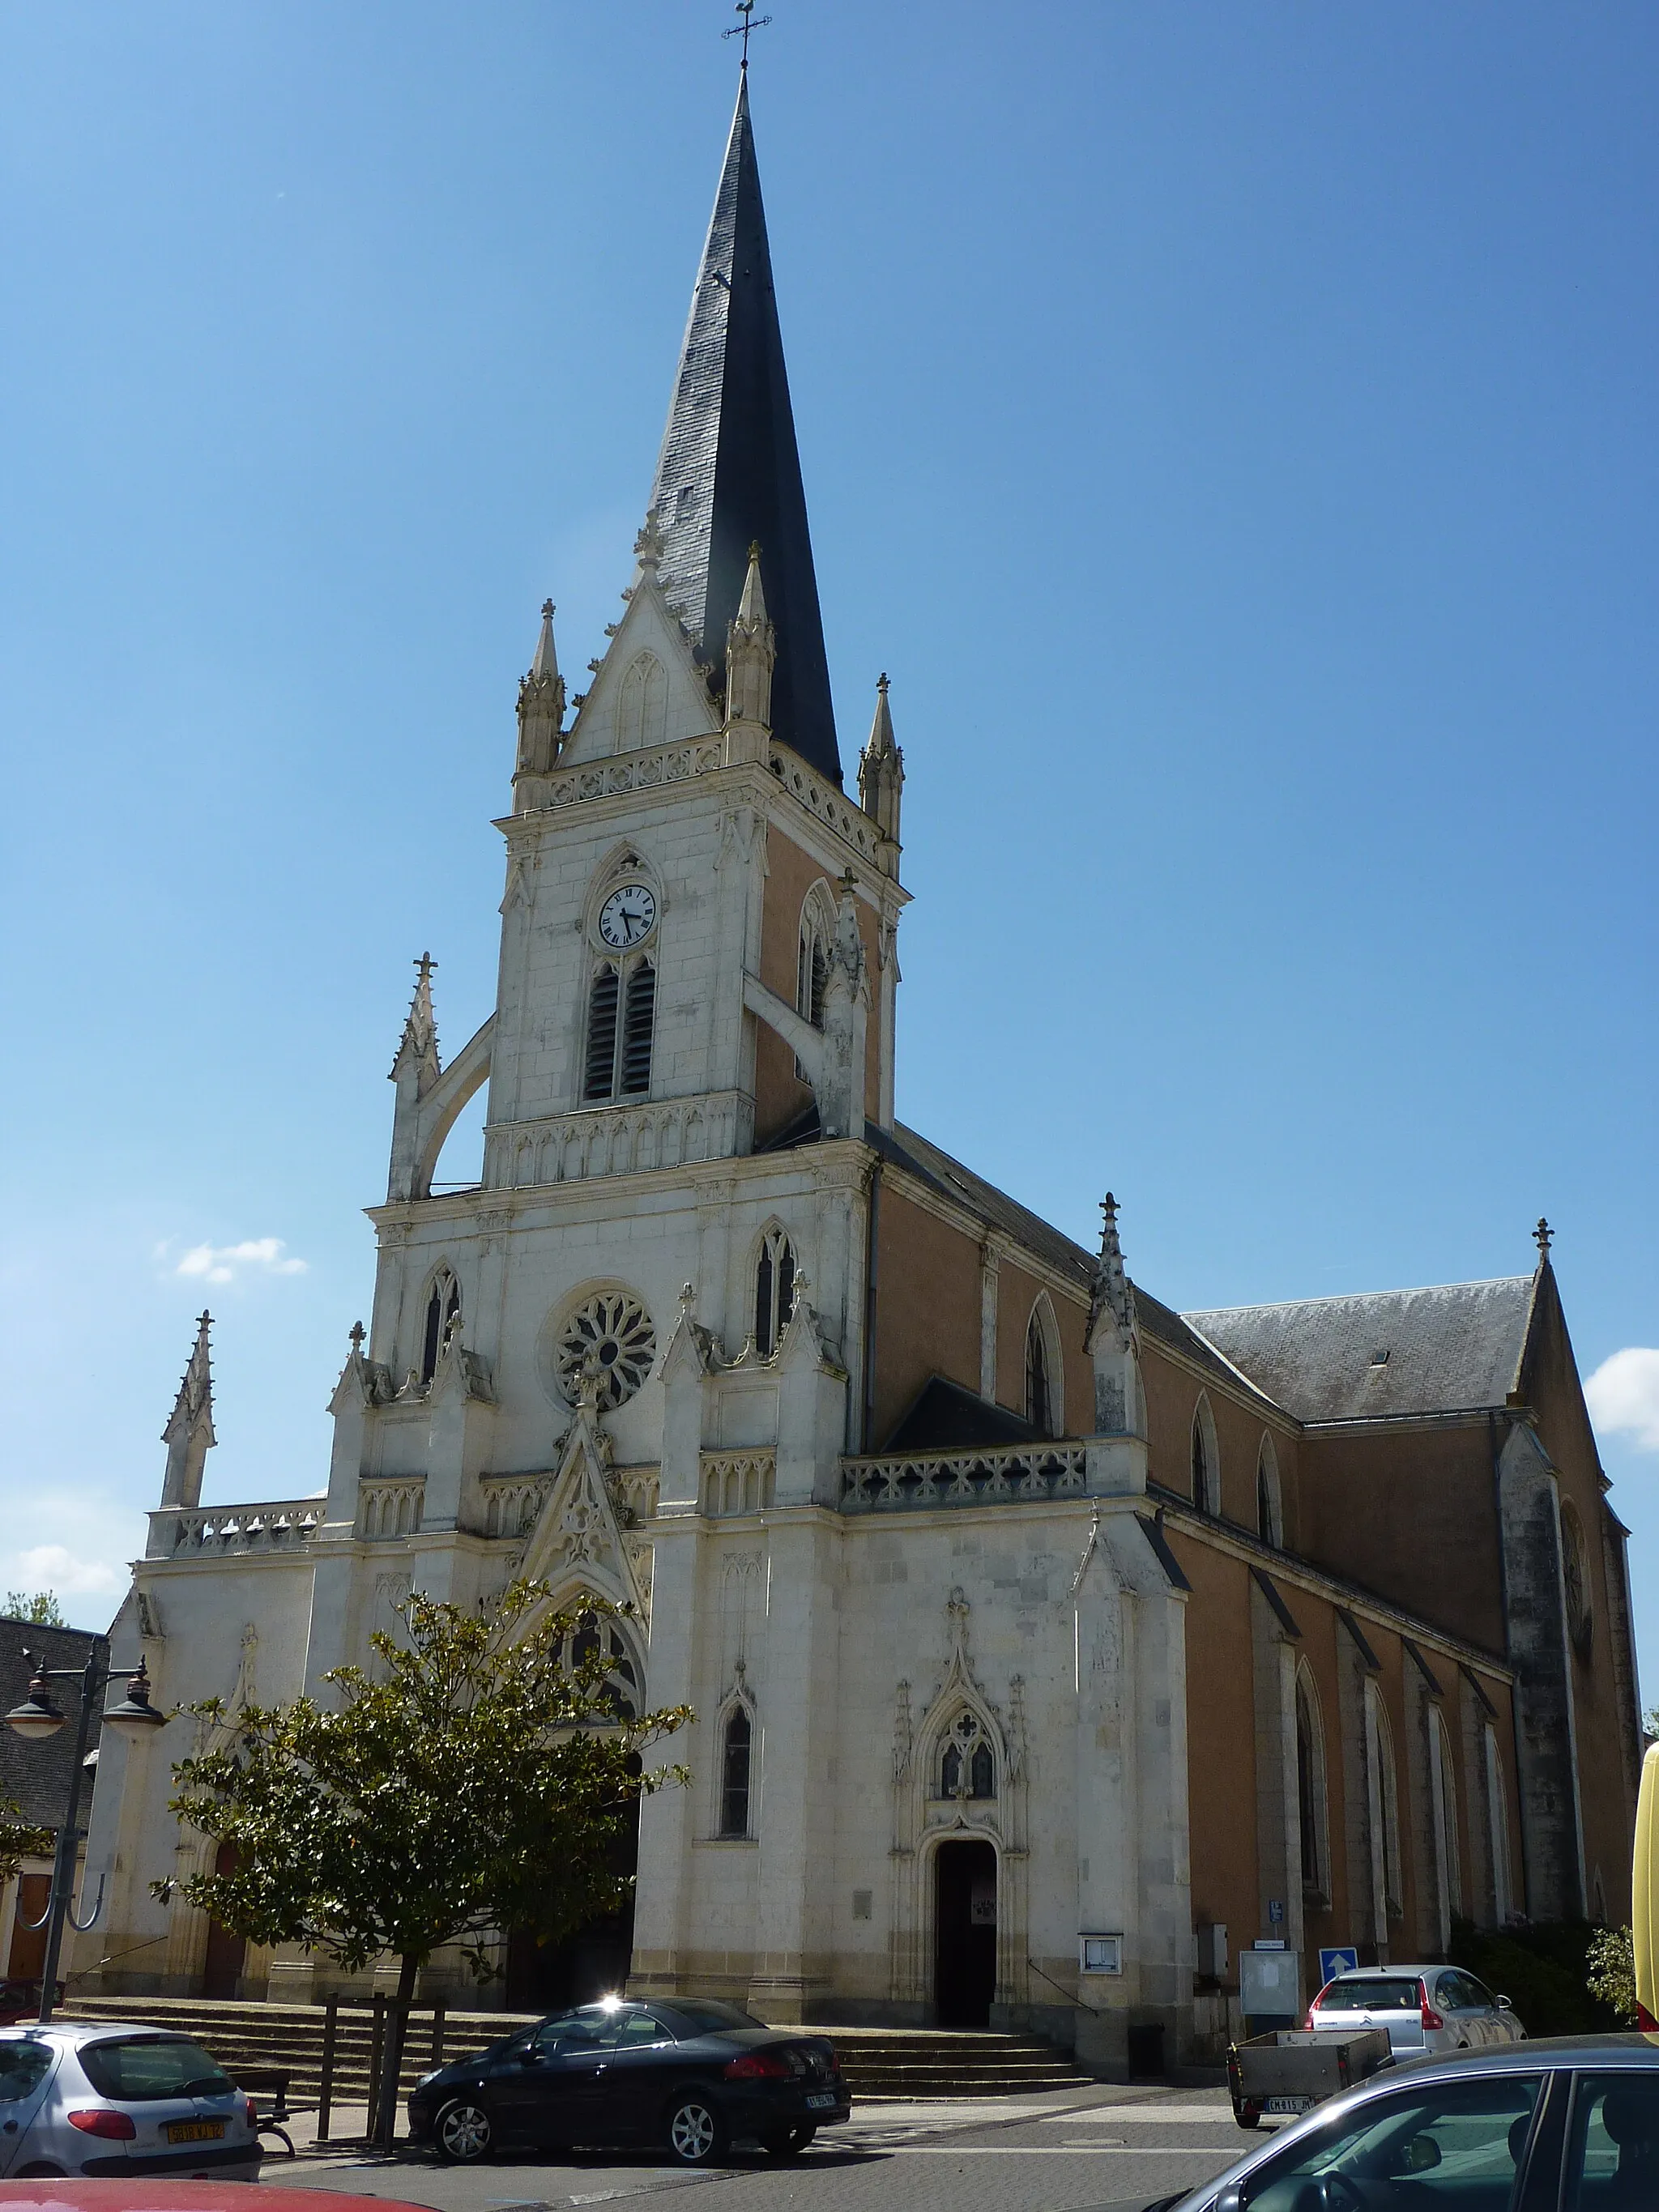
[1307,1964,1526,2055]
[1142,2035,1658,2212]
[0,2022,262,2181]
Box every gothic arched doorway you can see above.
[505,1762,641,2012]
[202,1841,246,1999]
[934,1839,996,2027]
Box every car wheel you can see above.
[761,2123,817,2156]
[1235,2113,1260,2130]
[15,2167,64,2179]
[433,2098,495,2163]
[665,2095,728,2166]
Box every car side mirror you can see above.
[1213,2189,1245,2212]
[520,2049,544,2066]
[1497,1995,1513,2009]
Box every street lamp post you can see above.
[4,1647,168,2023]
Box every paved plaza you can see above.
[279,2086,1262,2212]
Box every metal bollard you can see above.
[367,1995,386,2145]
[432,2001,446,2071]
[317,1996,338,2144]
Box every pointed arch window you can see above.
[1295,1667,1330,1905]
[720,1706,753,1837]
[795,901,830,1082]
[1192,1397,1219,1515]
[562,1613,642,1721]
[754,1226,796,1358]
[1026,1311,1054,1438]
[938,1712,996,1801]
[420,1267,461,1385]
[1256,1437,1283,1547]
[1367,1690,1404,1920]
[584,958,655,1102]
[1432,1707,1463,1933]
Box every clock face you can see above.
[597,883,657,949]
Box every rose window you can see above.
[556,1291,657,1410]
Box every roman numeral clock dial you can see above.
[598,883,657,949]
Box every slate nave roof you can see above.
[876,1121,1541,1432]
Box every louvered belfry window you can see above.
[621,961,655,1094]
[1026,1311,1053,1438]
[584,966,621,1100]
[583,957,655,1102]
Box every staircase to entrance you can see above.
[61,1997,1093,2104]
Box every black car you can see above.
[407,1997,849,2166]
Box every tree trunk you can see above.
[373,1953,421,2150]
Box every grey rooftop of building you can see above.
[1183,1276,1538,1426]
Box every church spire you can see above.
[648,73,840,784]
[160,1311,216,1511]
[390,953,441,1091]
[724,541,776,734]
[515,599,565,789]
[858,672,903,855]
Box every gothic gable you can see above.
[557,550,721,768]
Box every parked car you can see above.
[407,1995,849,2165]
[0,2024,261,2182]
[1305,1965,1525,2054]
[1141,2035,1659,2212]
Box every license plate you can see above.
[165,2120,226,2143]
[804,2093,838,2110]
[1265,2096,1312,2116]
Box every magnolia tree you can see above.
[0,1801,53,1885]
[160,1579,689,2141]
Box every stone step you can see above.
[61,1996,1090,2103]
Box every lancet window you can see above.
[1025,1311,1054,1438]
[584,958,655,1102]
[420,1267,461,1385]
[564,1613,642,1721]
[1295,1667,1329,1903]
[1256,1437,1284,1547]
[938,1712,996,1801]
[754,1226,796,1358]
[1192,1397,1219,1515]
[795,901,830,1082]
[720,1707,753,1837]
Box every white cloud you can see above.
[171,1237,307,1286]
[7,1544,126,1602]
[1585,1347,1659,1453]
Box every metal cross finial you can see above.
[723,0,773,66]
[1535,1217,1553,1256]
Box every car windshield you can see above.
[1242,2075,1541,2210]
[1316,1976,1423,2011]
[666,2002,765,2035]
[0,2042,53,2103]
[78,2036,234,2102]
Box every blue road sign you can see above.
[1319,1946,1360,1986]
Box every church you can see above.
[83,70,1642,2074]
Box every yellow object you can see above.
[1634,1740,1659,2030]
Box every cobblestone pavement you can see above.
[279,2086,1263,2212]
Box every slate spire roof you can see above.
[648,73,841,784]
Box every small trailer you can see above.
[1226,2028,1392,2129]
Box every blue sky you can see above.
[2,2,1656,1697]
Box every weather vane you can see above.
[723,0,773,66]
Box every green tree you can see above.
[1587,1925,1638,2025]
[158,1579,689,2141]
[4,1592,65,1626]
[0,1799,53,1882]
